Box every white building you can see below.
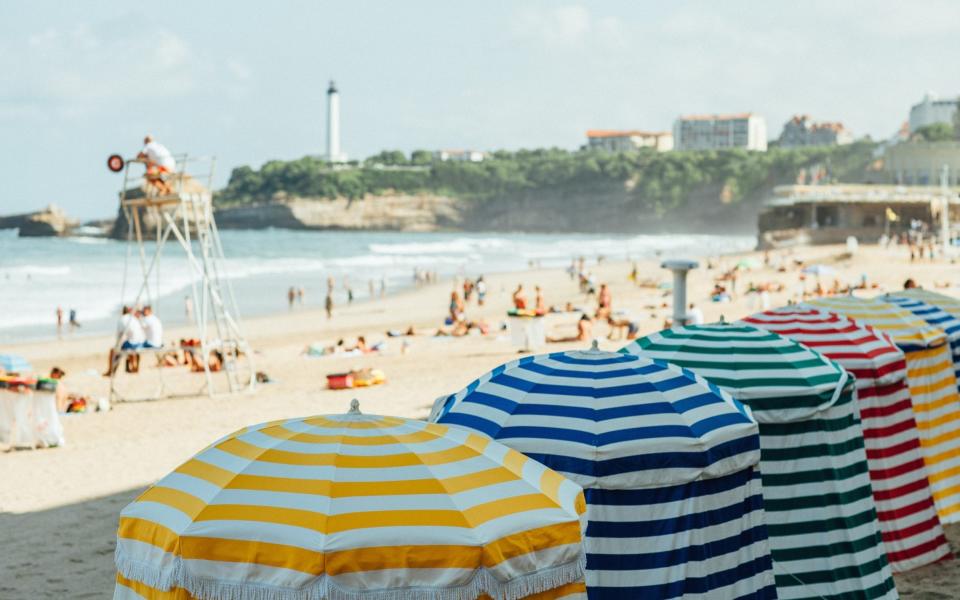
[585,130,673,152]
[885,141,960,186]
[909,93,958,133]
[433,150,487,162]
[325,80,348,163]
[673,113,767,151]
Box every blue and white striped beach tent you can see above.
[886,293,960,388]
[430,345,778,599]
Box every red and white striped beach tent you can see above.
[804,295,960,527]
[743,306,951,572]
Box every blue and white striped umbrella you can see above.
[431,345,777,599]
[0,353,32,374]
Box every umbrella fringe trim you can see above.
[116,549,585,600]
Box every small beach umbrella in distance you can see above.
[800,264,835,277]
[737,257,761,270]
[625,324,897,600]
[0,353,32,373]
[804,295,960,524]
[113,399,588,600]
[742,306,950,572]
[431,343,777,599]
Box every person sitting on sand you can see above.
[687,303,704,325]
[512,284,527,310]
[190,350,224,373]
[353,336,370,353]
[141,305,163,349]
[105,306,145,376]
[137,135,176,195]
[607,315,640,341]
[548,314,593,343]
[49,367,69,413]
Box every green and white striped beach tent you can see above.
[623,324,898,600]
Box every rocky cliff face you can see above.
[215,194,463,232]
[0,205,78,237]
[213,189,758,235]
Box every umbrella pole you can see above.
[662,259,699,326]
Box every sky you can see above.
[1,0,959,219]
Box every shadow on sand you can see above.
[0,487,143,599]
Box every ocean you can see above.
[0,229,755,342]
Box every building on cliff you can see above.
[584,130,673,152]
[433,150,487,162]
[778,115,853,148]
[909,93,959,134]
[885,141,960,186]
[673,113,767,151]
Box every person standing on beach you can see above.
[288,287,296,309]
[476,276,487,306]
[184,295,194,321]
[380,277,386,298]
[512,284,527,310]
[596,284,612,319]
[56,306,63,335]
[325,290,334,320]
[68,308,80,329]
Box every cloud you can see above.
[512,5,626,49]
[0,21,249,122]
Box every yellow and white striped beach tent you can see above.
[895,288,960,320]
[805,295,960,523]
[113,402,588,600]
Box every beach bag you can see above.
[33,392,65,447]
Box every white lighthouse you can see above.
[325,80,346,163]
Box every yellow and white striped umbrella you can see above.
[114,401,587,600]
[804,295,960,522]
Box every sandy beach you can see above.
[4,242,960,598]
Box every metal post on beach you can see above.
[662,259,699,327]
[941,164,952,258]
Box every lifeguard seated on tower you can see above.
[137,135,176,195]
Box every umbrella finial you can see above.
[348,399,361,414]
[590,339,600,352]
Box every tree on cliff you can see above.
[216,141,879,213]
[913,122,954,142]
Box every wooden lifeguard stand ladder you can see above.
[110,154,255,402]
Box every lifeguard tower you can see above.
[110,153,254,402]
